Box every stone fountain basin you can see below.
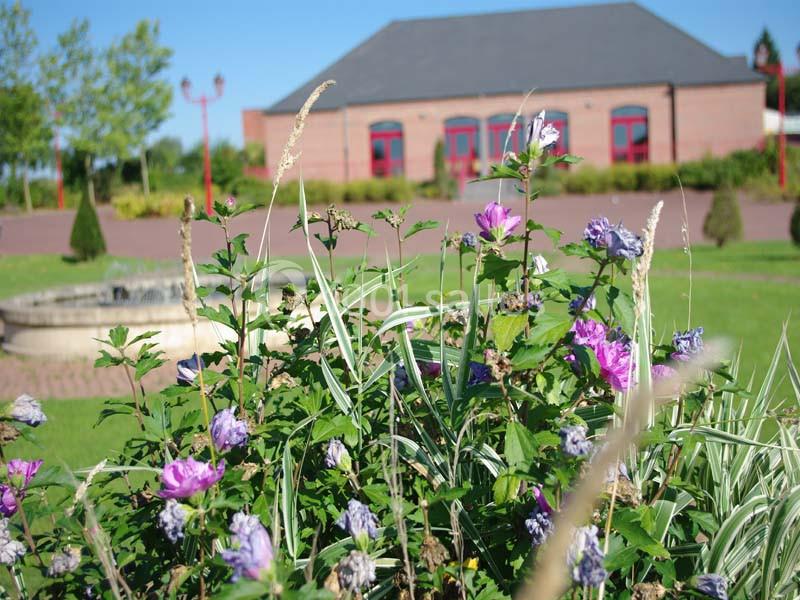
[0,275,301,360]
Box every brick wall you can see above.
[242,81,765,182]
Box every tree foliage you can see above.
[69,188,107,260]
[703,187,744,247]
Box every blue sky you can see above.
[21,0,800,149]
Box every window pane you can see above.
[372,139,385,160]
[632,123,648,145]
[613,124,628,148]
[612,106,647,118]
[390,137,403,160]
[489,131,499,157]
[456,133,469,156]
[370,121,402,132]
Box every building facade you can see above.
[242,3,765,185]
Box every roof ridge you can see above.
[388,1,635,26]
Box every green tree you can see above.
[40,20,112,206]
[210,141,244,190]
[753,28,780,68]
[148,136,183,172]
[703,188,743,248]
[69,187,106,260]
[433,139,454,199]
[105,20,173,199]
[0,84,51,212]
[0,1,50,212]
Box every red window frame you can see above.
[444,119,480,188]
[488,117,523,160]
[610,111,649,163]
[370,125,404,177]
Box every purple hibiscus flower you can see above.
[210,408,249,453]
[221,512,274,581]
[159,457,225,499]
[474,201,521,243]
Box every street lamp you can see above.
[755,43,787,190]
[181,74,225,215]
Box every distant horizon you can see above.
[18,0,800,149]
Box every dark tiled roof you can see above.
[266,2,762,113]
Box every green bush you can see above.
[232,177,273,205]
[210,141,245,191]
[563,165,611,194]
[791,202,800,247]
[343,180,368,203]
[703,187,743,247]
[112,187,214,219]
[636,164,676,191]
[383,178,414,202]
[609,164,638,191]
[70,191,107,261]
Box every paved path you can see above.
[0,190,794,261]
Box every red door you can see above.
[611,115,649,163]
[370,129,404,177]
[444,119,480,189]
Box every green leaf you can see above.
[403,219,439,240]
[281,444,298,561]
[108,325,129,348]
[493,470,521,505]
[612,510,670,559]
[607,287,635,334]
[478,254,520,286]
[571,345,600,378]
[504,422,537,469]
[492,313,528,352]
[528,312,572,346]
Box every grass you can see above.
[0,254,174,300]
[1,241,798,468]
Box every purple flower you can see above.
[531,254,549,275]
[0,518,25,566]
[672,327,704,361]
[158,499,187,544]
[461,232,477,249]
[337,550,377,593]
[159,457,225,499]
[527,110,560,152]
[8,394,46,427]
[567,525,607,588]
[325,439,352,472]
[607,326,632,352]
[570,319,607,352]
[584,217,611,249]
[651,364,677,380]
[48,546,81,576]
[7,459,42,489]
[226,195,236,208]
[210,408,248,453]
[176,354,205,385]
[336,499,379,550]
[221,512,274,581]
[467,362,492,386]
[525,487,554,547]
[692,574,728,600]
[0,487,16,517]
[474,201,521,243]
[596,340,634,391]
[418,361,441,379]
[393,366,409,391]
[560,425,593,457]
[569,293,596,315]
[606,224,643,260]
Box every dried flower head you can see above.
[180,196,197,325]
[420,534,450,571]
[48,546,81,576]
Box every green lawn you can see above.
[1,242,798,469]
[0,254,174,300]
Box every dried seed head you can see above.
[180,196,198,326]
[420,534,450,572]
[632,200,663,317]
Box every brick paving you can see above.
[0,190,794,400]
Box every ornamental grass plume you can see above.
[632,200,663,317]
[179,196,197,326]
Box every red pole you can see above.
[55,122,64,210]
[200,96,213,215]
[778,65,786,190]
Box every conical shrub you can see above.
[70,189,107,261]
[791,201,800,248]
[702,187,743,248]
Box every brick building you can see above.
[242,2,764,185]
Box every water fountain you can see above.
[0,271,307,360]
